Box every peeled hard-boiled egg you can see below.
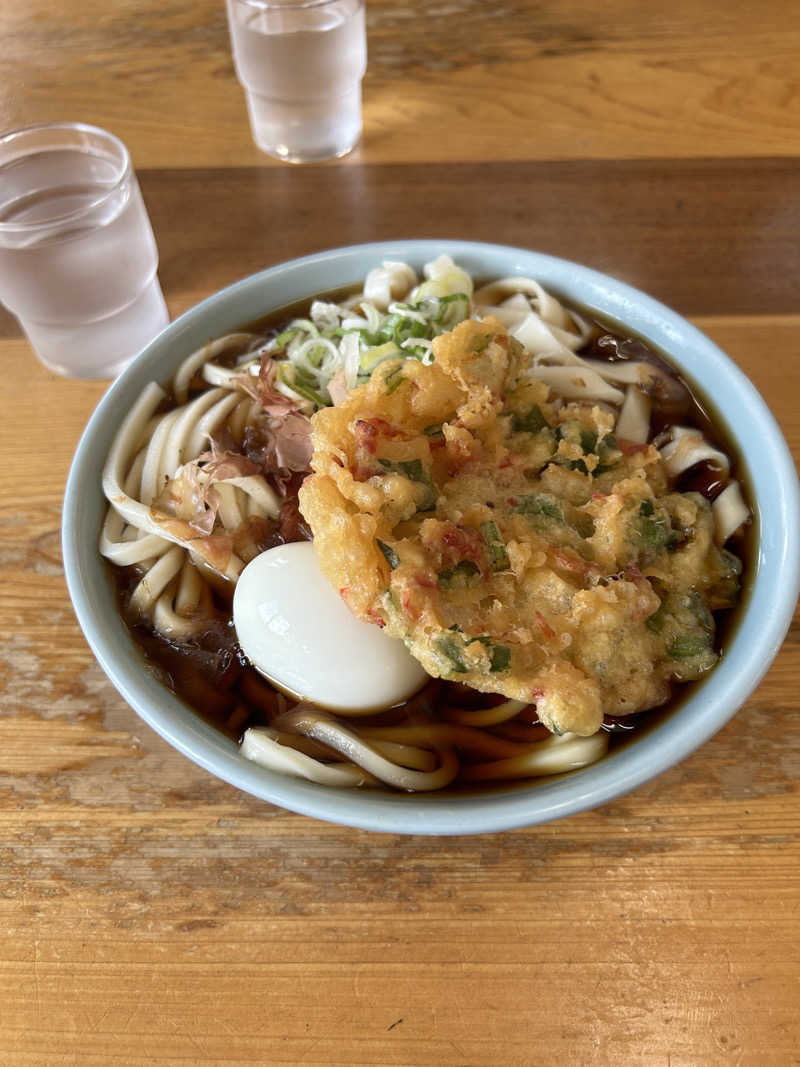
[232,541,429,713]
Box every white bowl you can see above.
[63,240,800,834]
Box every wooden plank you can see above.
[3,157,799,341]
[1,310,798,1064]
[3,1,800,167]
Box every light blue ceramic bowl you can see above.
[63,241,800,834]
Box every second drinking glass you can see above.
[227,0,367,163]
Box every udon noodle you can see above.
[100,255,749,792]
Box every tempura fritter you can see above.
[298,318,740,735]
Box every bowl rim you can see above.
[63,239,800,835]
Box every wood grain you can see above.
[2,311,798,1063]
[3,156,799,339]
[2,1,800,1063]
[2,1,800,167]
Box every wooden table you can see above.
[2,2,799,1063]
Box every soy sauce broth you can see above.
[109,283,756,776]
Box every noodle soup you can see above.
[100,255,751,793]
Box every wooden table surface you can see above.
[2,2,799,1064]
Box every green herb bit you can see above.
[595,432,621,470]
[384,366,405,394]
[645,600,668,634]
[438,560,481,589]
[376,539,399,569]
[511,405,547,435]
[434,292,469,325]
[635,504,674,551]
[687,591,714,630]
[378,457,425,481]
[568,459,590,475]
[276,366,327,408]
[273,326,300,348]
[466,634,512,673]
[668,633,713,660]
[378,312,429,347]
[516,493,564,523]
[469,333,491,353]
[489,643,511,672]
[436,635,469,673]
[580,428,598,454]
[377,457,437,511]
[719,549,743,578]
[480,520,510,572]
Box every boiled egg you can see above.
[232,541,429,713]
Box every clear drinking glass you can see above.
[0,122,169,379]
[227,0,367,163]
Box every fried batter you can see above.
[299,318,739,736]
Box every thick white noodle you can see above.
[275,708,460,791]
[444,698,528,727]
[153,562,214,640]
[186,391,243,459]
[99,507,171,566]
[214,482,246,531]
[129,545,185,616]
[174,560,207,614]
[153,556,215,639]
[139,408,182,505]
[101,382,244,582]
[173,333,259,404]
[712,481,750,544]
[241,728,378,788]
[229,396,258,442]
[160,387,228,476]
[473,277,579,335]
[529,364,625,404]
[201,360,256,389]
[616,385,651,444]
[222,476,281,518]
[659,426,730,478]
[462,731,609,781]
[363,261,418,310]
[512,312,583,360]
[355,723,523,760]
[578,358,661,387]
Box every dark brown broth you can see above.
[110,286,755,774]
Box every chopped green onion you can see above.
[436,635,469,673]
[384,366,405,394]
[645,601,668,634]
[580,428,598,453]
[516,494,564,523]
[511,405,548,435]
[489,644,511,672]
[669,634,712,660]
[376,539,400,569]
[438,560,480,589]
[481,520,510,572]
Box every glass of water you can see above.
[227,0,367,163]
[0,122,168,379]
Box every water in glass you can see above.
[227,0,367,162]
[0,131,167,378]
